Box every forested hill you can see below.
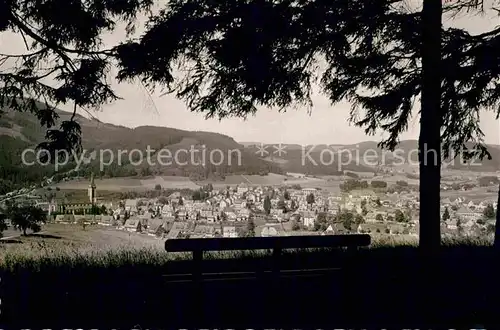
[1,104,499,195]
[0,107,281,194]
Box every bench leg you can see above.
[193,250,203,326]
[271,248,282,307]
[272,247,282,278]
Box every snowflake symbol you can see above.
[255,143,269,157]
[273,143,287,157]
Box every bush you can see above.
[0,119,13,128]
[476,218,486,225]
[371,180,388,189]
[344,171,359,179]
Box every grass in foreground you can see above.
[0,234,498,328]
[0,234,493,271]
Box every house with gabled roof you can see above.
[177,210,187,220]
[146,218,166,236]
[55,214,75,224]
[237,208,250,221]
[97,215,115,226]
[188,211,198,221]
[300,211,315,228]
[225,211,237,222]
[456,207,482,222]
[323,224,335,235]
[219,200,228,209]
[191,225,215,238]
[237,183,249,194]
[223,226,237,238]
[257,224,285,237]
[124,199,139,213]
[124,218,142,232]
[441,198,452,205]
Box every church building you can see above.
[58,174,98,214]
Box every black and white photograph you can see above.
[0,0,499,328]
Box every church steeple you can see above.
[88,172,96,204]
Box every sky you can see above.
[0,1,499,146]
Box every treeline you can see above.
[118,188,196,200]
[192,184,214,201]
[442,182,476,191]
[478,176,499,187]
[340,179,388,192]
[0,136,54,194]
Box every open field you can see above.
[196,173,288,187]
[441,186,498,201]
[52,172,422,193]
[55,176,201,191]
[0,223,164,258]
[371,174,420,185]
[55,177,146,190]
[36,188,125,202]
[442,169,500,178]
[56,174,292,191]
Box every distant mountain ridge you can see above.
[1,106,499,194]
[240,140,500,173]
[0,108,281,193]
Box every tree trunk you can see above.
[420,1,443,324]
[23,228,27,236]
[419,0,442,252]
[494,184,500,248]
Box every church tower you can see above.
[88,172,97,204]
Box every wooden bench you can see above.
[164,234,370,324]
[164,234,371,282]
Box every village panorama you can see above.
[1,149,499,252]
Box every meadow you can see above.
[53,173,349,192]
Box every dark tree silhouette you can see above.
[246,218,256,237]
[6,205,46,235]
[263,195,271,215]
[442,207,450,222]
[496,185,500,248]
[483,203,495,219]
[419,0,442,250]
[0,0,153,159]
[0,209,8,237]
[395,209,406,223]
[306,193,315,205]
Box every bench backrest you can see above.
[165,234,371,253]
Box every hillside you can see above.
[0,108,281,193]
[242,140,500,174]
[336,140,500,172]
